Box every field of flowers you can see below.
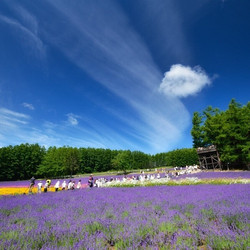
[0,178,89,195]
[0,182,250,249]
[187,171,250,179]
[1,171,250,195]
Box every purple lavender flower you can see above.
[1,184,249,249]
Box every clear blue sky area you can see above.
[0,0,249,154]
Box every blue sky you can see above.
[0,0,249,154]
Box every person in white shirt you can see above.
[62,180,67,190]
[55,180,60,192]
[44,181,48,193]
[77,180,82,189]
[67,180,72,190]
[37,181,43,194]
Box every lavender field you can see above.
[1,184,249,249]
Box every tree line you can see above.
[0,144,198,181]
[191,99,249,169]
[1,98,247,181]
[152,148,198,168]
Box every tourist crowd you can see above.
[29,165,200,193]
[94,165,200,187]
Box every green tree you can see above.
[111,150,133,174]
[202,106,221,146]
[0,146,15,181]
[36,147,64,178]
[63,147,80,177]
[131,151,151,169]
[165,148,198,167]
[216,100,249,168]
[191,99,250,169]
[152,153,168,167]
[0,144,45,181]
[191,112,205,148]
[37,146,80,178]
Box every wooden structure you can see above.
[197,145,222,170]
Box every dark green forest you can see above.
[0,99,249,181]
[0,144,198,181]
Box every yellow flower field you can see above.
[0,187,58,195]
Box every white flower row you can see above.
[101,177,250,187]
[102,177,200,187]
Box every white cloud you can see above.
[67,113,79,126]
[159,64,211,98]
[22,102,35,110]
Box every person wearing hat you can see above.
[46,179,51,189]
[29,176,35,193]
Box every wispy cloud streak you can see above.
[36,0,191,152]
[0,1,213,153]
[0,13,45,58]
[0,108,131,149]
[0,108,30,145]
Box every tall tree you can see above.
[63,147,80,177]
[217,99,249,168]
[152,153,168,167]
[36,147,64,178]
[165,148,198,167]
[191,112,205,148]
[202,106,221,146]
[0,146,15,181]
[0,144,45,181]
[191,99,250,169]
[37,146,80,178]
[131,151,151,169]
[111,150,133,174]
